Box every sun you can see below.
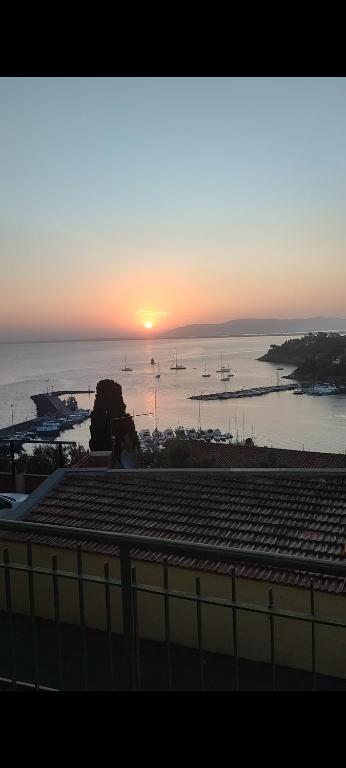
[144,321,153,329]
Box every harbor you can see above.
[0,390,93,447]
[0,336,345,454]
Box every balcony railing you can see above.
[0,517,345,691]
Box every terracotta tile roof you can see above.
[185,441,346,469]
[2,470,346,594]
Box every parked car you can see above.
[0,493,28,517]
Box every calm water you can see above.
[0,336,345,454]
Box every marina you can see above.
[138,425,234,452]
[0,336,346,454]
[0,388,92,446]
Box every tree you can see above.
[89,379,139,457]
[0,444,11,472]
[16,444,87,474]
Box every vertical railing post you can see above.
[120,544,137,690]
[231,567,240,691]
[131,566,141,690]
[58,443,64,469]
[77,546,88,691]
[27,541,39,689]
[196,577,205,691]
[9,440,15,491]
[268,588,276,691]
[310,579,317,691]
[52,555,63,690]
[163,560,173,690]
[4,548,16,688]
[104,563,115,691]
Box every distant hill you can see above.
[159,317,346,338]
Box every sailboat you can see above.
[216,353,230,373]
[121,357,133,372]
[202,364,211,378]
[152,387,162,440]
[155,362,161,379]
[170,353,186,370]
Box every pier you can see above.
[189,384,296,401]
[31,390,94,418]
[0,389,94,442]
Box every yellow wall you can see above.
[0,540,345,680]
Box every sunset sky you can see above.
[1,76,346,341]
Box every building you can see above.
[175,441,346,469]
[0,467,346,689]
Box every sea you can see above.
[0,336,345,455]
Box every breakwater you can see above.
[189,384,296,401]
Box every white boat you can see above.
[139,429,151,440]
[307,383,338,396]
[170,353,186,370]
[36,422,60,436]
[163,428,174,441]
[202,364,211,378]
[216,354,230,373]
[121,357,133,372]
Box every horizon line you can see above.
[0,331,333,345]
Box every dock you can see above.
[189,384,296,401]
[31,390,94,418]
[0,389,94,442]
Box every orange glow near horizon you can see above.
[2,256,346,340]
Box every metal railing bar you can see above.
[196,577,205,691]
[163,560,173,690]
[1,553,345,631]
[127,582,346,630]
[104,563,115,691]
[0,674,58,692]
[52,555,63,690]
[77,547,88,691]
[1,558,344,630]
[0,561,122,588]
[27,541,39,690]
[4,548,16,689]
[1,518,346,578]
